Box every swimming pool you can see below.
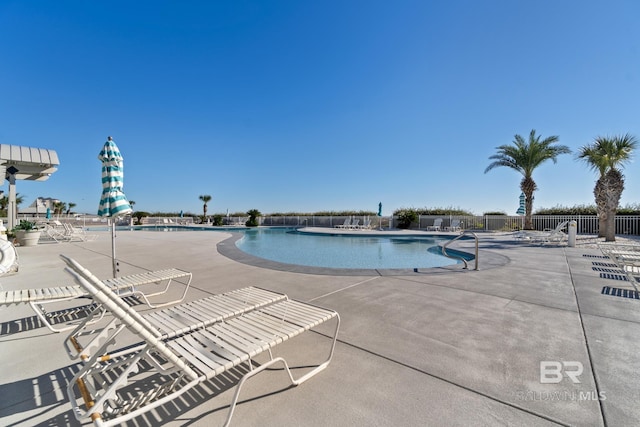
[235,228,464,269]
[87,225,469,270]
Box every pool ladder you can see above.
[441,231,479,270]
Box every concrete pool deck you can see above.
[0,229,638,426]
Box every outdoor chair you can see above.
[60,255,340,427]
[358,218,372,229]
[62,223,98,242]
[445,219,462,232]
[335,217,351,229]
[427,218,443,231]
[42,223,71,242]
[65,285,289,361]
[598,242,640,292]
[513,221,569,244]
[0,267,192,332]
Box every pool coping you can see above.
[217,229,510,276]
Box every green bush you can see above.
[246,209,261,227]
[396,209,418,229]
[393,206,474,216]
[212,215,224,226]
[133,211,149,225]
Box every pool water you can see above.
[235,228,462,269]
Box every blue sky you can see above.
[1,0,639,216]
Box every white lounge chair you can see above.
[0,267,192,332]
[62,223,98,241]
[66,285,289,361]
[529,221,569,244]
[42,223,70,242]
[358,218,372,229]
[335,217,351,229]
[427,218,443,231]
[513,221,569,244]
[60,255,340,427]
[598,243,640,291]
[349,219,360,229]
[445,219,462,232]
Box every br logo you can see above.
[540,361,583,384]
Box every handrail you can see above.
[441,231,478,270]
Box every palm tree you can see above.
[485,129,571,229]
[577,134,637,242]
[54,201,66,215]
[66,202,76,215]
[199,195,212,220]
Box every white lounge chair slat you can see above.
[190,331,250,366]
[185,298,233,321]
[2,291,13,304]
[167,339,217,375]
[226,287,282,305]
[207,323,262,356]
[192,296,246,316]
[162,306,207,328]
[239,312,295,342]
[241,311,298,339]
[146,311,188,332]
[196,328,253,366]
[262,301,333,327]
[184,297,242,321]
[217,318,275,347]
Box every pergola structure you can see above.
[0,144,59,230]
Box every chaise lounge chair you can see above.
[62,223,98,242]
[598,242,640,292]
[514,221,569,244]
[0,267,192,332]
[60,255,340,427]
[427,218,443,231]
[445,219,462,232]
[335,218,351,229]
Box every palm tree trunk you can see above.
[605,207,617,242]
[521,177,537,230]
[594,178,607,238]
[604,169,624,242]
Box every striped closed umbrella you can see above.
[98,136,132,217]
[516,192,525,215]
[98,136,132,277]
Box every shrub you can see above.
[246,209,261,227]
[133,211,149,225]
[396,209,418,229]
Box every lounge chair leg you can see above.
[224,315,340,426]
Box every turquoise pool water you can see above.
[87,225,465,270]
[235,228,462,269]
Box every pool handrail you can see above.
[442,231,478,270]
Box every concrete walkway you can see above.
[0,229,638,426]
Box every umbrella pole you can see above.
[111,219,118,278]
